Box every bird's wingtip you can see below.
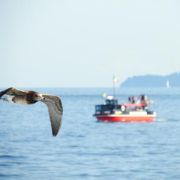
[52,132,58,137]
[52,129,59,136]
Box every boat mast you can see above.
[113,75,118,98]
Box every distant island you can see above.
[120,72,180,87]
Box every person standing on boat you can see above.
[140,95,150,110]
[128,96,136,104]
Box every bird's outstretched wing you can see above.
[0,87,26,97]
[41,95,63,136]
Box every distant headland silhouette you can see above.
[120,72,180,88]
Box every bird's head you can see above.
[27,91,45,103]
[33,93,44,101]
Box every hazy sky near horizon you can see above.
[0,0,180,87]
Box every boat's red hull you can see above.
[96,115,155,122]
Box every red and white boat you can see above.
[94,95,156,122]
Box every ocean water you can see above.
[0,87,180,180]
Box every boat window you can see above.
[105,99,118,105]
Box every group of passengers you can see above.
[128,95,150,110]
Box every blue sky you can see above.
[0,0,180,87]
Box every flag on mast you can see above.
[113,75,119,98]
[113,76,118,83]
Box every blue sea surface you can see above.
[0,88,180,180]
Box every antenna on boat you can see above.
[113,75,118,98]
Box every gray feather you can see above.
[41,95,63,136]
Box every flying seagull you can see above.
[0,87,63,136]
